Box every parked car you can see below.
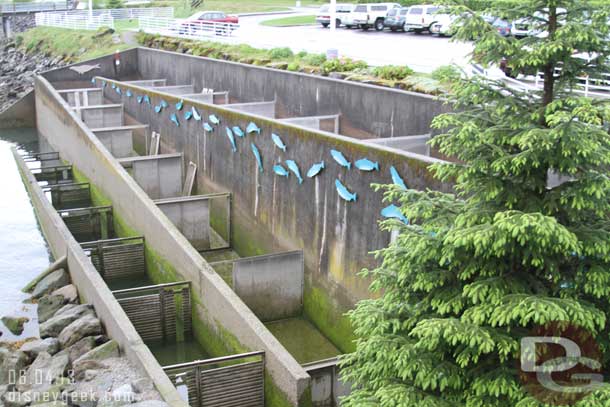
[350,3,401,31]
[405,4,440,33]
[187,11,238,24]
[383,7,409,31]
[490,17,511,37]
[511,8,566,38]
[180,10,239,35]
[315,3,354,28]
[430,13,455,36]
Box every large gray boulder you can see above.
[19,338,60,360]
[0,348,28,384]
[50,285,78,304]
[1,316,28,336]
[39,304,94,338]
[31,270,70,299]
[58,314,102,348]
[1,391,28,407]
[17,351,69,392]
[37,295,67,324]
[74,341,119,365]
[65,336,97,363]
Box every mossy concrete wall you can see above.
[33,73,310,406]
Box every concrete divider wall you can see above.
[99,75,452,354]
[11,149,188,407]
[34,76,310,407]
[136,47,449,139]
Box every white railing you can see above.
[35,11,114,30]
[139,16,239,39]
[1,1,71,13]
[534,70,610,98]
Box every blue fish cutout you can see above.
[161,100,169,109]
[381,204,408,224]
[137,96,143,104]
[232,126,244,138]
[335,179,357,202]
[102,80,107,88]
[355,158,379,172]
[126,90,132,97]
[203,122,214,132]
[111,83,116,89]
[225,127,237,152]
[285,160,303,184]
[116,87,122,95]
[209,114,220,125]
[246,122,261,134]
[273,164,290,177]
[176,100,184,110]
[306,161,325,178]
[154,105,162,113]
[91,78,96,84]
[390,166,408,189]
[192,107,201,121]
[330,149,351,170]
[143,95,151,105]
[271,133,287,152]
[184,110,193,120]
[251,143,263,173]
[170,113,180,127]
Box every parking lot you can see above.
[225,12,473,73]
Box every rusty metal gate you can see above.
[163,351,265,407]
[43,182,91,210]
[112,281,192,342]
[80,236,146,282]
[32,164,73,184]
[57,205,114,242]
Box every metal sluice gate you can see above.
[42,182,92,210]
[80,236,146,282]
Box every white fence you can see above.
[139,16,239,39]
[35,10,114,30]
[1,1,71,14]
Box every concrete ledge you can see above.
[12,147,187,407]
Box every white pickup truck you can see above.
[405,4,440,33]
[350,2,401,31]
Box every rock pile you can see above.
[0,267,169,407]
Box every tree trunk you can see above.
[542,6,558,110]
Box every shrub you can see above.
[287,62,300,72]
[372,65,414,81]
[105,0,125,8]
[431,64,462,83]
[268,47,293,59]
[321,57,368,75]
[302,52,326,66]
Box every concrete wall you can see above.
[0,89,36,128]
[233,251,304,322]
[99,75,451,354]
[76,104,124,128]
[136,47,449,139]
[60,88,104,107]
[365,134,431,156]
[93,126,137,158]
[12,149,188,407]
[118,154,184,199]
[34,75,310,406]
[155,195,211,251]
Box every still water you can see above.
[0,128,52,340]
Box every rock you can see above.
[37,295,67,323]
[31,401,69,407]
[131,378,153,394]
[58,314,102,348]
[21,379,72,406]
[67,371,113,407]
[17,351,69,392]
[329,72,347,80]
[20,338,60,359]
[1,316,28,335]
[74,340,119,365]
[1,391,28,407]
[83,370,98,381]
[65,336,97,363]
[39,304,94,338]
[129,401,170,407]
[73,360,108,380]
[50,285,78,304]
[111,383,135,403]
[31,269,70,299]
[0,348,27,383]
[0,384,9,399]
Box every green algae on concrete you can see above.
[265,317,341,364]
[147,338,209,366]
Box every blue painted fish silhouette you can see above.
[232,126,244,138]
[389,166,408,189]
[143,95,151,105]
[137,96,143,104]
[209,114,220,125]
[154,105,162,113]
[176,100,183,110]
[381,204,408,224]
[102,80,107,88]
[126,90,132,97]
[331,149,351,169]
[246,122,261,134]
[192,107,201,121]
[355,158,379,171]
[335,179,357,202]
[170,113,180,127]
[306,161,325,178]
[116,87,122,95]
[271,133,287,152]
[273,164,289,177]
[203,122,213,132]
[111,83,116,89]
[225,127,237,152]
[91,78,96,84]
[251,143,263,173]
[161,100,169,109]
[184,110,193,120]
[285,160,303,184]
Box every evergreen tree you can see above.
[340,1,610,406]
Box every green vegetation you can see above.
[341,0,610,406]
[150,0,324,18]
[16,26,130,63]
[105,0,125,8]
[372,65,415,81]
[260,15,316,27]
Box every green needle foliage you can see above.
[340,1,610,406]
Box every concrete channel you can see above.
[1,47,452,407]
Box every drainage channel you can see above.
[22,148,266,407]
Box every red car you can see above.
[189,11,238,24]
[179,11,239,35]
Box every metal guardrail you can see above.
[139,16,239,39]
[35,10,115,30]
[1,1,70,14]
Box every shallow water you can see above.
[147,338,209,366]
[0,128,52,341]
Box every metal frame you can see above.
[32,164,73,184]
[42,182,91,210]
[57,205,114,242]
[80,236,146,282]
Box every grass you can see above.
[16,26,131,63]
[113,19,139,31]
[260,14,316,26]
[150,0,324,18]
